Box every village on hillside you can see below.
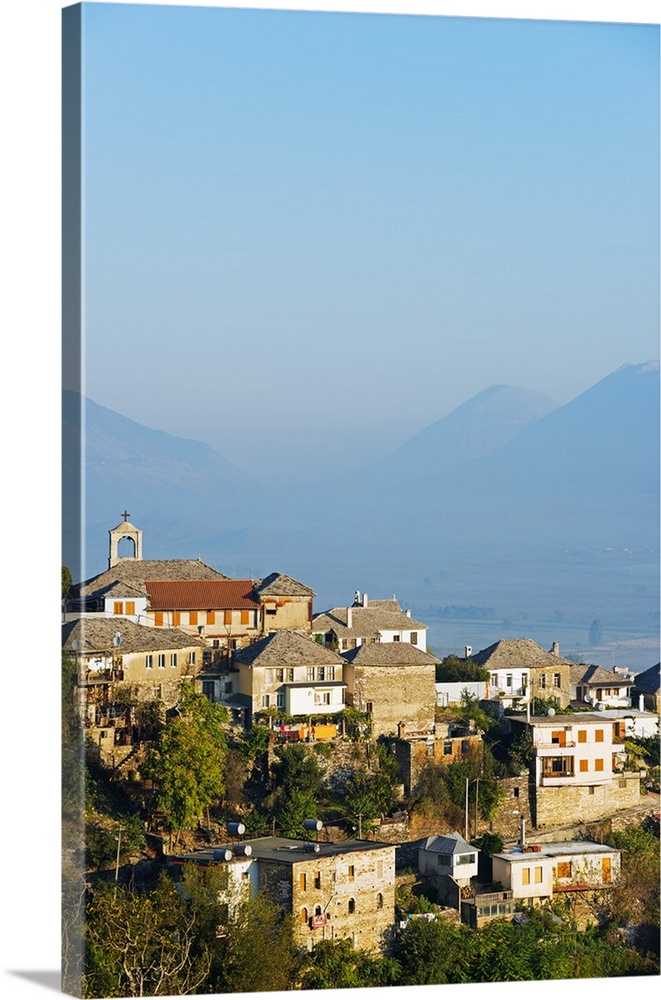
[62,516,661,994]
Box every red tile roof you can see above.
[145,579,260,611]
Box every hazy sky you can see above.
[75,2,659,475]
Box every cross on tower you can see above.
[121,510,131,522]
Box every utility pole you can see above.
[114,824,122,882]
[464,778,469,840]
[474,778,479,839]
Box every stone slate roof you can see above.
[233,630,344,668]
[73,559,228,599]
[422,832,476,855]
[569,663,634,688]
[341,642,439,666]
[253,573,315,598]
[62,617,206,654]
[355,598,402,613]
[632,663,660,695]
[312,605,427,640]
[471,638,573,671]
[145,579,260,611]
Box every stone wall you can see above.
[533,775,641,828]
[489,776,534,841]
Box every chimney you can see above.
[405,609,411,618]
[347,607,353,629]
[639,694,645,712]
[465,645,472,658]
[551,641,559,656]
[519,816,526,849]
[362,592,368,607]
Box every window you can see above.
[491,673,498,686]
[318,666,325,681]
[366,702,373,714]
[348,898,355,914]
[513,786,520,798]
[506,674,513,688]
[376,892,383,909]
[595,729,604,743]
[212,639,220,648]
[444,741,453,755]
[327,666,335,681]
[202,681,215,699]
[300,907,308,924]
[307,666,315,681]
[534,866,543,884]
[188,651,196,665]
[553,673,561,688]
[602,858,611,884]
[461,740,470,755]
[579,760,588,772]
[300,873,307,892]
[314,871,321,889]
[578,730,587,743]
[172,611,180,626]
[457,854,475,866]
[539,674,546,689]
[145,654,153,670]
[224,682,233,694]
[275,668,284,683]
[588,786,595,795]
[154,612,163,627]
[595,758,604,771]
[348,865,355,881]
[126,601,135,616]
[393,634,400,642]
[240,610,249,625]
[315,691,331,706]
[261,694,270,709]
[426,742,434,757]
[265,669,274,685]
[557,862,572,879]
[169,653,177,668]
[113,601,124,615]
[158,653,165,669]
[410,632,418,645]
[276,691,285,709]
[521,868,531,885]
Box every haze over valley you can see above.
[63,361,660,673]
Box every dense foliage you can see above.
[436,655,489,683]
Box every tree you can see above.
[215,892,300,993]
[436,655,489,683]
[83,875,212,998]
[62,564,73,600]
[300,938,399,989]
[142,682,228,838]
[270,742,323,833]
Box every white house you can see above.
[570,663,634,709]
[312,593,428,652]
[417,832,479,908]
[435,680,487,707]
[491,841,620,905]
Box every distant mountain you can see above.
[366,383,558,482]
[62,391,261,578]
[383,360,660,549]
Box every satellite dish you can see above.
[71,639,80,650]
[113,633,122,647]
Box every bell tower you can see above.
[108,511,143,568]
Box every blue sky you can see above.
[75,2,659,475]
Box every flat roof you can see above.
[494,841,616,862]
[171,836,397,866]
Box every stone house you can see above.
[62,616,206,763]
[631,662,660,715]
[508,714,641,827]
[471,638,573,711]
[569,663,634,709]
[312,593,428,653]
[491,840,621,907]
[230,630,346,724]
[254,573,316,633]
[340,642,439,738]
[170,836,397,954]
[387,723,483,796]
